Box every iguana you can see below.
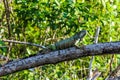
[39,30,87,54]
[0,30,86,66]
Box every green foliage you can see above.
[0,40,7,53]
[0,0,120,79]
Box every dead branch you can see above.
[88,26,100,80]
[3,0,11,38]
[106,64,120,80]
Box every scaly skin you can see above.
[48,30,87,50]
[39,30,87,54]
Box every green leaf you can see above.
[0,40,7,53]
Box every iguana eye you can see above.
[79,30,87,38]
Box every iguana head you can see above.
[79,30,87,38]
[74,30,87,40]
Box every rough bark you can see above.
[0,41,120,76]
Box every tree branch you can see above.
[2,39,46,49]
[0,41,120,76]
[3,0,11,38]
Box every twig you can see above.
[3,0,11,38]
[91,68,101,80]
[0,46,8,48]
[2,39,46,49]
[87,27,100,80]
[105,64,120,80]
[109,55,114,73]
[93,27,100,44]
[3,0,12,60]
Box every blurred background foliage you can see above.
[0,0,120,79]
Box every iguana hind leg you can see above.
[38,49,52,55]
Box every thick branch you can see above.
[0,41,120,76]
